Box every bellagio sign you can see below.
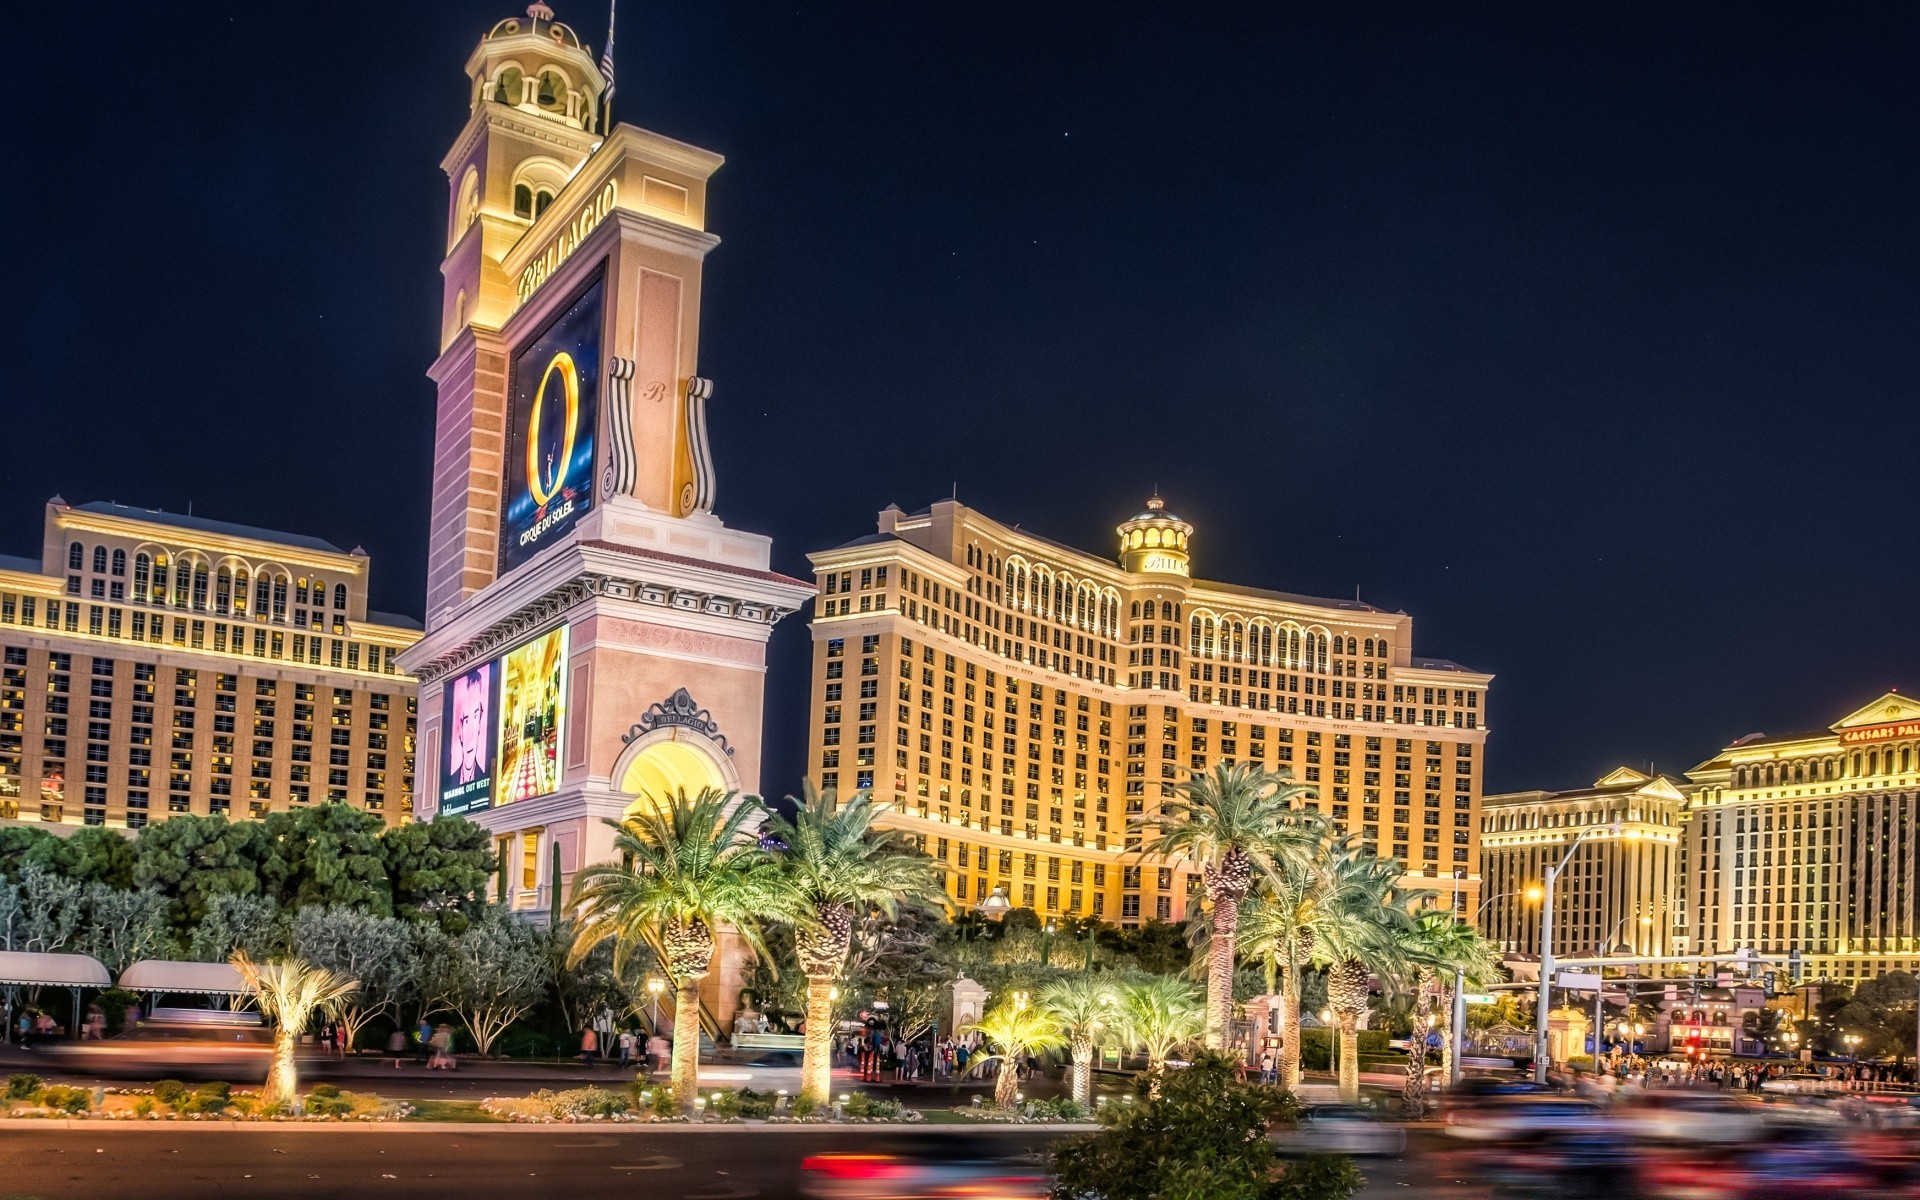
[514,179,619,312]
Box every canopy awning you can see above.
[0,950,112,988]
[117,960,251,996]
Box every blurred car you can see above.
[45,1008,272,1080]
[1274,1104,1407,1157]
[1444,1095,1609,1143]
[1637,1123,1875,1199]
[801,1135,1048,1199]
[699,1048,802,1094]
[1759,1072,1839,1097]
[1615,1090,1764,1144]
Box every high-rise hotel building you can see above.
[1481,692,1920,986]
[0,498,420,829]
[806,498,1492,923]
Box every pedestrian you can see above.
[388,1027,407,1069]
[580,1025,598,1068]
[648,1031,669,1075]
[417,1018,434,1065]
[618,1028,636,1068]
[430,1024,457,1070]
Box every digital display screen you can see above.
[500,269,604,573]
[438,661,498,816]
[496,626,569,807]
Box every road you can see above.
[0,1125,1470,1199]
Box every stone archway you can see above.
[612,725,738,819]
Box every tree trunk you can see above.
[1070,1035,1092,1110]
[1337,1013,1360,1103]
[671,977,704,1113]
[263,1026,299,1111]
[1437,979,1454,1088]
[801,972,835,1107]
[1280,966,1302,1091]
[995,1056,1020,1109]
[1206,898,1239,1050]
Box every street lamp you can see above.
[1012,990,1030,1012]
[1448,887,1534,1088]
[1041,920,1057,968]
[1534,822,1625,1085]
[645,975,666,1034]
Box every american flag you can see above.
[599,1,617,114]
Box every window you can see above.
[67,543,83,571]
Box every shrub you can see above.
[183,1082,231,1115]
[1050,1052,1358,1200]
[37,1085,91,1114]
[789,1092,819,1119]
[7,1073,43,1100]
[152,1079,189,1108]
[1018,1096,1084,1121]
[704,1088,776,1119]
[304,1089,354,1117]
[132,1097,155,1119]
[547,1087,631,1119]
[842,1093,904,1120]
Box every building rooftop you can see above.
[366,610,424,631]
[0,554,38,576]
[71,501,346,556]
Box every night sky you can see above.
[9,2,1918,797]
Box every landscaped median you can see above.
[3,1074,411,1121]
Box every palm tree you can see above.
[1307,844,1412,1103]
[1039,976,1121,1109]
[1397,911,1501,1116]
[1134,763,1320,1048]
[967,999,1067,1109]
[1219,822,1343,1090]
[231,952,358,1111]
[569,787,798,1112]
[1117,975,1205,1077]
[766,783,947,1107]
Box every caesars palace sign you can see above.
[514,179,618,311]
[1839,718,1920,746]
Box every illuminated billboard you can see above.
[500,269,604,573]
[496,626,568,807]
[438,661,498,817]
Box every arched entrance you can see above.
[612,726,737,819]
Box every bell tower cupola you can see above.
[1117,495,1194,577]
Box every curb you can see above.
[0,1118,1100,1135]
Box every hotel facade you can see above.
[806,498,1492,924]
[1483,692,1920,986]
[0,499,419,829]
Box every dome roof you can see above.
[487,5,583,49]
[1124,494,1185,525]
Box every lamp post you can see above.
[1534,823,1622,1085]
[976,887,1012,922]
[1041,920,1057,968]
[645,975,665,1035]
[1449,887,1531,1088]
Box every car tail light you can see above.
[941,1178,1048,1198]
[802,1155,908,1181]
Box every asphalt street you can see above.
[0,1125,1467,1200]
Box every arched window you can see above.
[334,583,348,609]
[90,546,107,573]
[110,549,125,577]
[216,568,232,612]
[253,576,271,617]
[232,569,249,614]
[66,542,82,571]
[132,553,150,602]
[152,556,170,603]
[513,183,534,218]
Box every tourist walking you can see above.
[580,1026,598,1068]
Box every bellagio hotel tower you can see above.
[806,498,1492,924]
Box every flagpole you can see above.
[600,0,617,136]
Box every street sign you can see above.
[1464,993,1495,1006]
[1556,971,1601,992]
[1763,971,1777,997]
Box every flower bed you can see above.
[953,1097,1087,1123]
[0,1075,412,1121]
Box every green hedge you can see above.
[1293,1028,1395,1071]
